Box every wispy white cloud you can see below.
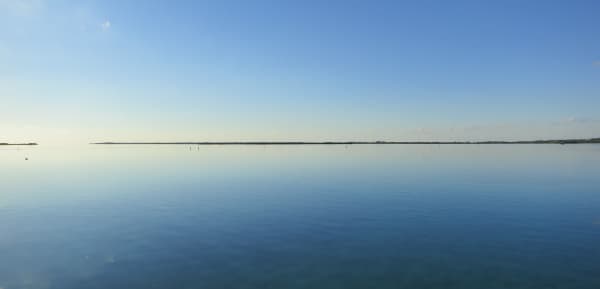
[0,123,72,144]
[555,116,598,125]
[100,20,111,31]
[0,0,44,16]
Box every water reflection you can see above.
[1,144,600,288]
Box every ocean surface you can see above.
[1,144,599,289]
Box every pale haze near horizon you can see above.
[1,0,599,145]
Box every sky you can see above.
[1,0,599,144]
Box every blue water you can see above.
[1,145,599,289]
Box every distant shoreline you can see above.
[92,138,600,145]
[0,143,38,146]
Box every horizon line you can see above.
[91,138,600,145]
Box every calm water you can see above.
[1,144,599,289]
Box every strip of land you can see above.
[92,138,600,145]
[0,143,38,146]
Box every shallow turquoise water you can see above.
[1,144,600,288]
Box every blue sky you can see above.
[1,0,599,143]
